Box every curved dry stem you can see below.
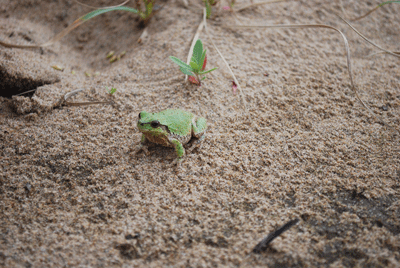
[234,0,288,12]
[350,1,400,21]
[230,24,395,130]
[74,0,130,9]
[351,6,379,21]
[205,9,247,107]
[13,89,38,96]
[337,15,400,58]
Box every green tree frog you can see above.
[135,109,207,165]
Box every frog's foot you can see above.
[134,144,149,156]
[187,134,205,153]
[169,157,183,168]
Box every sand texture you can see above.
[1,0,400,267]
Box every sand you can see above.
[1,0,399,267]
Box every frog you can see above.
[135,109,207,165]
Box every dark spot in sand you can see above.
[125,233,140,240]
[0,65,57,98]
[115,243,139,260]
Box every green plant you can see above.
[204,0,218,19]
[170,39,217,86]
[136,0,155,22]
[106,87,117,95]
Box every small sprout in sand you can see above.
[109,55,117,63]
[137,0,156,23]
[51,65,64,71]
[94,71,100,76]
[231,81,237,95]
[85,72,91,77]
[106,51,115,58]
[109,51,126,63]
[222,0,235,10]
[106,87,117,95]
[170,39,217,86]
[71,70,76,75]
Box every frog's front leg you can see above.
[188,117,207,152]
[134,134,149,155]
[169,138,185,166]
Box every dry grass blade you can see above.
[14,89,38,96]
[203,9,247,107]
[350,1,400,21]
[185,19,205,82]
[234,0,288,12]
[337,14,400,58]
[74,0,130,9]
[230,23,395,130]
[63,89,109,106]
[351,5,380,21]
[0,6,138,49]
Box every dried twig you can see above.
[252,219,299,253]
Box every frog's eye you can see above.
[138,112,142,119]
[150,120,160,128]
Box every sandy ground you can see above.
[1,0,400,267]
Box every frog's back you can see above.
[157,109,194,136]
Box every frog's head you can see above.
[137,111,169,136]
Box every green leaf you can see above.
[193,39,203,67]
[146,2,153,17]
[170,56,193,70]
[205,1,211,19]
[180,67,194,76]
[201,76,206,81]
[201,49,207,68]
[81,6,138,21]
[190,61,200,71]
[198,67,218,75]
